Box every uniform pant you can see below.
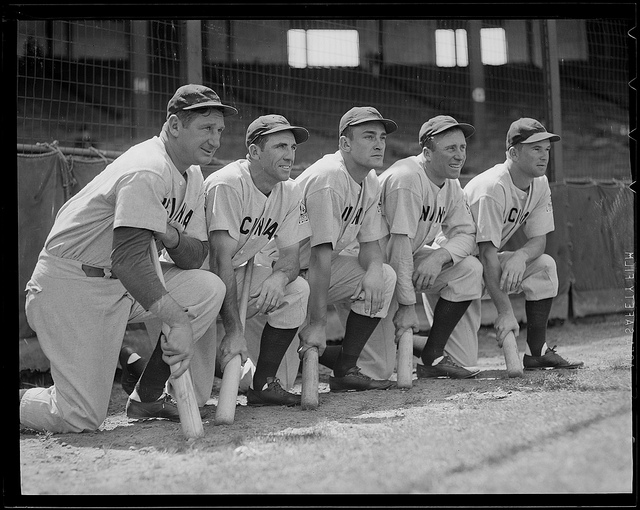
[247,253,397,389]
[352,251,558,379]
[355,250,484,380]
[21,249,225,433]
[217,262,310,388]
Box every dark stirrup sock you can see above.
[420,298,471,366]
[333,311,381,377]
[252,324,299,391]
[318,344,342,370]
[525,298,553,356]
[134,333,171,402]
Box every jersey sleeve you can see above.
[522,183,555,238]
[113,171,168,233]
[382,185,422,238]
[204,183,244,241]
[304,186,344,248]
[274,186,312,249]
[437,184,477,262]
[356,180,387,243]
[180,171,208,242]
[469,195,504,249]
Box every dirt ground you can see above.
[12,313,636,504]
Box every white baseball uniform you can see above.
[290,151,396,376]
[354,155,483,379]
[202,158,311,385]
[22,136,225,433]
[445,161,560,364]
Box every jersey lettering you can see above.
[240,216,252,234]
[162,198,194,229]
[341,205,364,225]
[505,207,530,225]
[421,205,445,223]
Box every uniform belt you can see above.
[81,264,118,279]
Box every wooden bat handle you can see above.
[502,331,523,378]
[150,239,204,439]
[396,329,414,389]
[215,257,255,425]
[301,347,319,410]
[214,355,242,425]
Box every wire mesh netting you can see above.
[17,18,633,180]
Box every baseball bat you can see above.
[149,239,204,439]
[396,329,414,389]
[215,257,254,425]
[502,330,523,378]
[301,347,319,410]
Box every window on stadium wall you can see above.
[17,18,632,180]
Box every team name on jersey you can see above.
[504,207,530,225]
[162,197,194,229]
[240,216,279,240]
[341,206,364,225]
[421,205,446,223]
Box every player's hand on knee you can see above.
[413,256,443,291]
[500,252,526,293]
[354,270,385,316]
[251,274,287,314]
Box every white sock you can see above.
[431,355,444,366]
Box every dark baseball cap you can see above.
[166,84,238,118]
[419,115,475,146]
[246,114,309,147]
[339,106,398,136]
[506,118,560,149]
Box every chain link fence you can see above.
[17,18,633,179]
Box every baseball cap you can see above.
[506,118,560,149]
[419,115,475,146]
[166,84,238,118]
[339,106,398,136]
[246,114,309,147]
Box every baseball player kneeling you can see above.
[294,106,398,392]
[21,85,232,432]
[203,115,312,406]
[460,118,584,370]
[357,115,484,381]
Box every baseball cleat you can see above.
[126,393,210,421]
[329,366,394,392]
[247,377,301,407]
[119,346,146,396]
[416,355,480,379]
[523,345,584,370]
[126,393,181,421]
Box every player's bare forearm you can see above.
[388,234,417,306]
[515,235,546,263]
[307,243,333,325]
[478,242,513,316]
[357,240,385,273]
[271,243,301,284]
[209,231,243,334]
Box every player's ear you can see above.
[166,114,181,137]
[339,135,351,152]
[422,146,432,162]
[247,143,260,159]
